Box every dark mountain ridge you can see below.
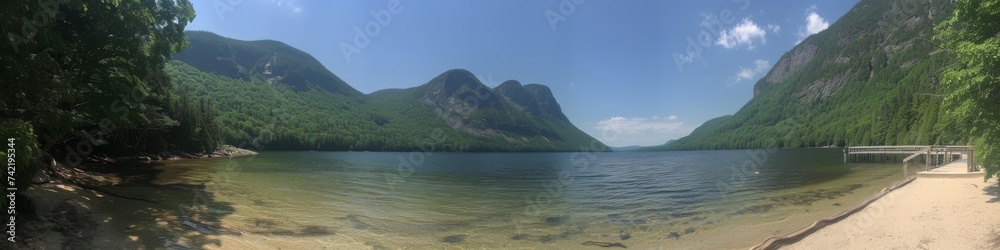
[175,31,360,96]
[495,80,571,122]
[170,31,609,152]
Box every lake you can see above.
[111,149,907,249]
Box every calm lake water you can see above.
[118,149,908,249]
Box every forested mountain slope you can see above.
[655,0,960,150]
[169,32,608,152]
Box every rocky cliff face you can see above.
[659,0,958,150]
[494,80,570,122]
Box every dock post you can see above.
[925,148,930,171]
[969,148,976,172]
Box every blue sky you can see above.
[186,0,858,147]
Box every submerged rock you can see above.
[441,234,467,243]
[538,234,556,243]
[620,232,631,240]
[544,215,570,226]
[684,227,696,234]
[512,233,531,240]
[727,204,774,216]
[668,232,681,239]
[299,225,332,236]
[342,214,361,222]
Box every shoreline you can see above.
[12,145,258,249]
[12,148,998,249]
[767,175,1000,249]
[90,145,259,163]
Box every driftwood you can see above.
[582,241,628,248]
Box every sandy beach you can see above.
[783,176,1000,249]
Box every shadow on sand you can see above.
[985,181,1000,203]
[20,159,236,249]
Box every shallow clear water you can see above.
[131,149,907,249]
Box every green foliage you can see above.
[1,0,221,160]
[165,32,609,152]
[166,60,609,152]
[175,31,360,95]
[936,0,1000,180]
[656,0,961,151]
[0,119,41,190]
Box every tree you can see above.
[1,0,199,189]
[936,0,1000,180]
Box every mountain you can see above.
[174,31,360,96]
[368,69,608,151]
[655,0,960,150]
[610,145,644,152]
[494,80,571,122]
[169,31,608,152]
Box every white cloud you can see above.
[805,13,829,34]
[716,18,767,49]
[595,116,684,134]
[592,116,695,147]
[266,0,303,13]
[797,6,829,41]
[733,59,771,83]
[767,24,781,33]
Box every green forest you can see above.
[166,61,606,152]
[650,0,1000,179]
[0,0,608,191]
[655,0,960,151]
[2,0,203,189]
[2,0,1000,193]
[165,30,609,152]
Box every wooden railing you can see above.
[845,145,977,173]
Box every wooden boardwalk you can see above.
[845,146,970,156]
[844,145,978,175]
[916,159,984,178]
